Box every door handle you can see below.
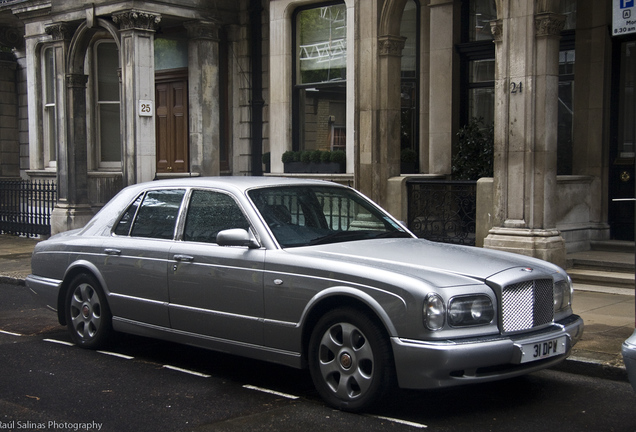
[104,248,121,255]
[173,254,194,262]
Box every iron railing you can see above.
[0,179,56,237]
[407,179,477,245]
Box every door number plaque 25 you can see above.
[139,100,153,117]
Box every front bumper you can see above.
[391,314,584,389]
[622,329,636,392]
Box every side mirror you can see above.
[216,229,260,249]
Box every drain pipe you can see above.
[250,0,264,176]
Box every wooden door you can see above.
[156,71,188,173]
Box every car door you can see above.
[100,188,186,328]
[168,189,266,345]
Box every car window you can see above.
[183,190,250,243]
[113,194,143,236]
[248,186,410,247]
[119,189,186,240]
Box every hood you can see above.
[289,238,561,287]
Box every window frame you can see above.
[292,1,347,153]
[41,45,57,169]
[93,39,122,170]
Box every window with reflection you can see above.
[293,2,347,153]
[114,189,186,239]
[42,46,56,168]
[400,0,420,172]
[95,40,121,168]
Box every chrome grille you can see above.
[501,279,554,333]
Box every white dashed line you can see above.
[163,365,211,378]
[369,415,428,429]
[242,385,299,400]
[43,338,75,346]
[97,350,134,360]
[0,330,22,337]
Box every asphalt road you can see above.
[1,282,635,432]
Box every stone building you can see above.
[0,0,631,267]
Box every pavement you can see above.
[0,233,634,383]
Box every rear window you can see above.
[113,189,186,239]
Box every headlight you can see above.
[554,277,573,313]
[424,293,445,330]
[448,295,494,327]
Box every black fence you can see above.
[0,179,56,237]
[407,179,477,246]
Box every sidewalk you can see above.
[0,234,633,382]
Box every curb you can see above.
[552,356,628,382]
[0,276,26,286]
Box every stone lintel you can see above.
[484,227,566,268]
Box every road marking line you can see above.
[0,330,22,337]
[370,415,428,429]
[97,350,134,360]
[43,338,75,346]
[242,385,299,400]
[163,365,211,378]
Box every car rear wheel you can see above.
[65,273,112,349]
[308,308,394,411]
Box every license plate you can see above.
[519,336,567,363]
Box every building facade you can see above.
[0,0,631,266]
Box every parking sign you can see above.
[615,0,636,35]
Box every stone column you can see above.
[427,0,459,175]
[484,4,567,267]
[50,73,93,233]
[185,20,221,176]
[374,34,405,207]
[47,23,94,234]
[113,10,160,186]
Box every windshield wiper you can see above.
[308,231,370,246]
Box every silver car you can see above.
[623,330,636,392]
[27,177,584,411]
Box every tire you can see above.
[65,273,112,349]
[308,307,395,411]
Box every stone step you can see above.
[567,268,635,289]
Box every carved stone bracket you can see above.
[378,35,406,57]
[535,13,565,38]
[112,10,161,32]
[184,20,220,41]
[45,23,71,41]
[490,19,503,43]
[66,73,89,88]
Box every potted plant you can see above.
[283,149,346,173]
[452,118,494,180]
[400,148,418,174]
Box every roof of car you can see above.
[128,176,345,193]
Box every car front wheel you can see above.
[65,273,112,349]
[308,308,395,411]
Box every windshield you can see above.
[248,186,412,248]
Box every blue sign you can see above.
[622,0,635,8]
